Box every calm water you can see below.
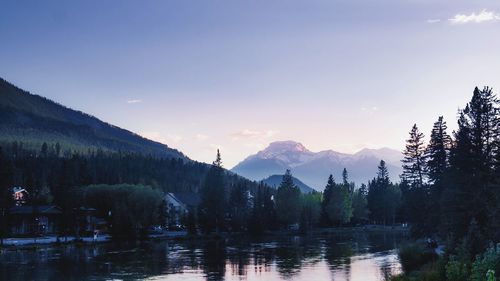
[0,232,406,281]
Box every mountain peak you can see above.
[232,140,402,190]
[264,140,310,154]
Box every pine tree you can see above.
[213,149,223,168]
[322,173,353,226]
[352,183,369,224]
[275,169,301,227]
[199,150,226,234]
[229,182,250,231]
[321,175,335,225]
[402,124,427,187]
[425,116,452,184]
[342,168,349,185]
[368,160,400,225]
[441,87,499,238]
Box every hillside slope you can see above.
[261,174,315,194]
[0,78,185,159]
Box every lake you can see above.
[0,231,407,281]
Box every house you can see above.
[164,193,187,227]
[9,205,62,236]
[73,207,98,235]
[164,192,200,228]
[12,187,29,206]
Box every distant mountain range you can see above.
[0,78,185,159]
[261,174,315,194]
[231,141,403,190]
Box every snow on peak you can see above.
[255,141,313,166]
[264,140,310,154]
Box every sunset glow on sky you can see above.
[1,0,500,167]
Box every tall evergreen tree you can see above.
[402,124,427,187]
[321,175,335,225]
[425,116,452,184]
[368,160,400,225]
[228,182,250,231]
[342,168,349,185]
[275,169,301,227]
[352,183,369,224]
[322,173,353,226]
[199,150,227,234]
[442,87,499,238]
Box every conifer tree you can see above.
[425,116,452,184]
[199,149,226,234]
[442,87,499,237]
[275,169,301,227]
[321,175,335,225]
[402,124,427,187]
[322,173,353,226]
[368,160,400,225]
[352,183,369,224]
[342,168,349,186]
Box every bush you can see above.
[399,242,437,273]
[470,244,500,281]
[445,258,468,281]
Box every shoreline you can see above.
[0,225,409,251]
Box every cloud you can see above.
[230,129,277,140]
[195,134,209,141]
[361,106,379,112]
[426,19,441,24]
[127,99,142,104]
[449,10,500,24]
[205,143,223,152]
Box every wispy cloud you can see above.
[195,134,209,141]
[449,10,500,24]
[127,99,142,104]
[426,19,441,24]
[361,106,379,112]
[230,129,277,140]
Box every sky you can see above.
[1,0,500,168]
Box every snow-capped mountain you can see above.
[231,140,403,191]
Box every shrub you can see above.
[470,244,500,281]
[445,258,468,281]
[399,242,437,273]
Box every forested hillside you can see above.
[0,78,185,159]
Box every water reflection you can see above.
[0,232,406,281]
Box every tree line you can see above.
[393,86,500,280]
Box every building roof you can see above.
[9,205,62,215]
[165,193,185,208]
[169,192,200,207]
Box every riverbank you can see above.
[0,231,187,250]
[0,225,409,251]
[0,229,406,281]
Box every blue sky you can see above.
[1,0,500,167]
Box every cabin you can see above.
[164,192,200,228]
[73,207,98,235]
[164,193,187,227]
[12,187,29,206]
[9,205,62,236]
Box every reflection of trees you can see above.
[275,239,302,278]
[1,233,409,281]
[227,243,250,277]
[274,236,323,278]
[379,256,397,280]
[300,236,323,267]
[202,240,226,281]
[324,236,353,268]
[253,243,274,275]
